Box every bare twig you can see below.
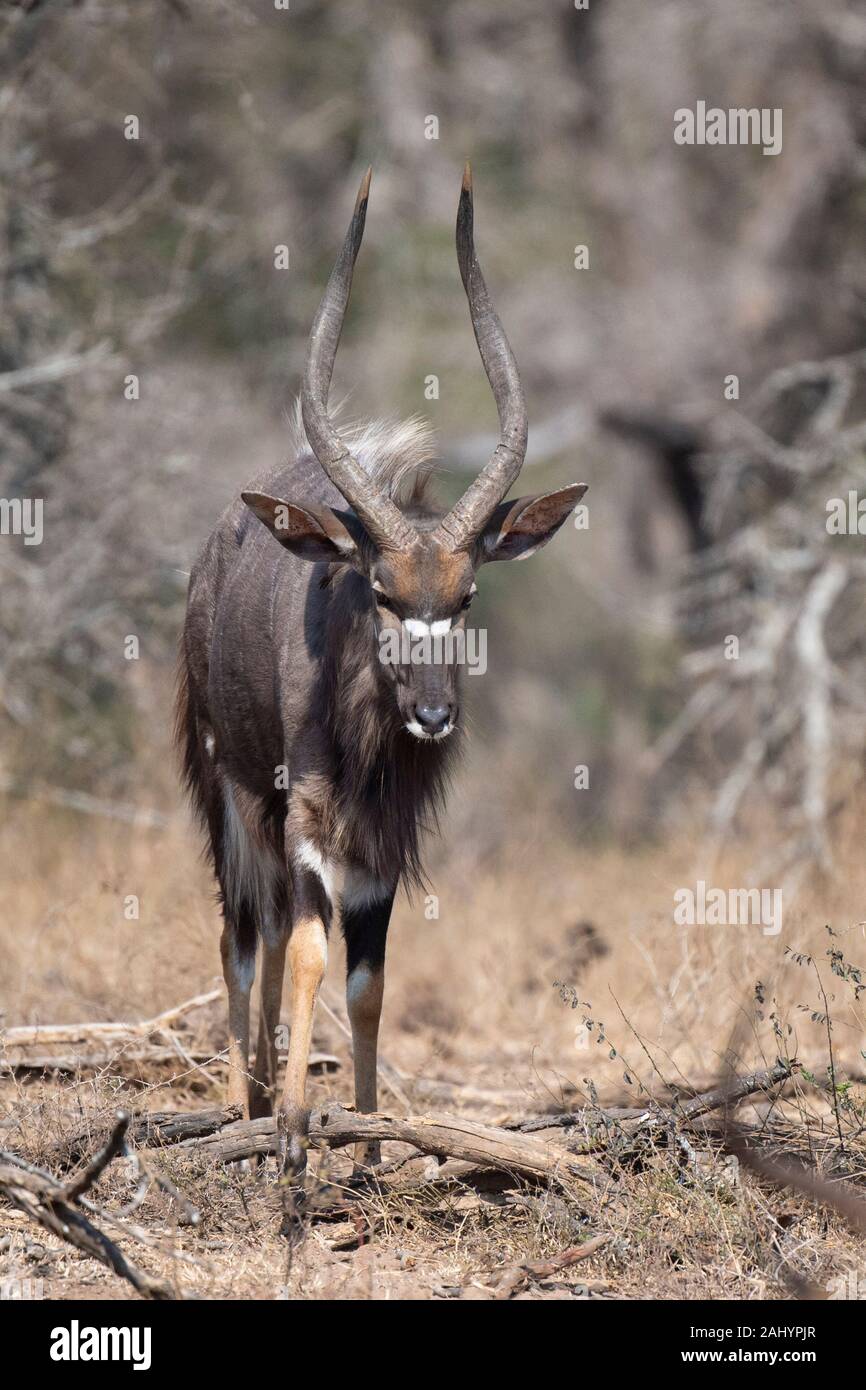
[1,987,221,1050]
[0,1114,177,1299]
[489,1233,610,1299]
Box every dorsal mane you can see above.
[290,399,438,511]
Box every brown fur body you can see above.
[177,432,459,968]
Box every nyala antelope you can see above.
[177,164,586,1176]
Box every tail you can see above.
[174,638,210,835]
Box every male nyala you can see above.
[176,165,586,1176]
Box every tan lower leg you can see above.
[220,923,252,1118]
[347,962,384,1170]
[278,914,327,1174]
[251,933,287,1118]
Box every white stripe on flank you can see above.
[295,838,337,902]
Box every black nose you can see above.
[414,703,451,735]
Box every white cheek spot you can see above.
[295,837,337,902]
[204,732,216,757]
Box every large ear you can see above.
[241,492,365,564]
[477,484,587,563]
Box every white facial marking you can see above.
[204,732,216,757]
[405,720,454,741]
[295,837,337,902]
[403,616,452,638]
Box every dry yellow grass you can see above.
[2,790,866,1300]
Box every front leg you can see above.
[341,870,396,1173]
[278,847,332,1179]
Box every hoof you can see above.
[277,1105,310,1182]
[279,1202,306,1245]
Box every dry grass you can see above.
[2,792,866,1300]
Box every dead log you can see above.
[0,988,221,1049]
[131,1106,243,1146]
[2,1047,339,1077]
[172,1104,598,1186]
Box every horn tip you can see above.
[355,165,372,212]
[461,160,472,195]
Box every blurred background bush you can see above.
[2,0,865,872]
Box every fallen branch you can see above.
[168,1104,598,1186]
[2,1047,339,1077]
[673,1059,800,1122]
[123,1062,799,1186]
[0,988,221,1049]
[517,1059,798,1134]
[489,1233,610,1299]
[0,1114,177,1299]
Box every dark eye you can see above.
[459,592,474,612]
[375,591,396,613]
